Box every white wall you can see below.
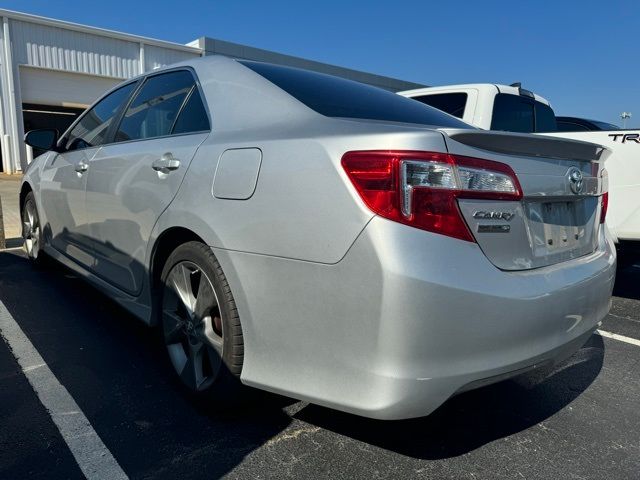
[20,66,120,107]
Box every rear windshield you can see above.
[240,61,470,129]
[491,93,558,133]
[535,102,557,133]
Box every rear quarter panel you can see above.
[154,121,449,264]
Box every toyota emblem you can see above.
[567,167,584,194]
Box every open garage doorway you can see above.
[18,66,120,165]
[23,104,84,134]
[22,104,85,159]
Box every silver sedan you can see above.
[20,56,615,419]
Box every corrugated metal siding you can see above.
[11,19,140,78]
[144,44,199,71]
[10,19,200,79]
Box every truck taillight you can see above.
[341,151,522,242]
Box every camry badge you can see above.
[567,167,584,194]
[473,211,515,221]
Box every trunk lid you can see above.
[441,129,610,270]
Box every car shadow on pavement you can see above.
[0,250,295,479]
[294,334,604,460]
[0,248,607,471]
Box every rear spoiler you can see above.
[440,129,610,163]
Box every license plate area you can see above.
[526,198,597,255]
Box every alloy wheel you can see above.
[22,200,40,259]
[162,260,224,392]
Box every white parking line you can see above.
[0,300,128,480]
[596,329,640,347]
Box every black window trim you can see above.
[58,66,211,153]
[108,66,212,147]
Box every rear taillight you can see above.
[600,168,609,224]
[341,151,522,242]
[600,192,609,224]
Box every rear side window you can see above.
[240,61,470,129]
[411,93,468,119]
[172,89,210,134]
[65,82,137,150]
[115,70,197,142]
[534,103,557,133]
[491,94,535,133]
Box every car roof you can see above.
[556,116,598,123]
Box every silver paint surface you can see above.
[21,55,616,419]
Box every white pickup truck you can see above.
[400,83,640,258]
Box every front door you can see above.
[38,81,139,268]
[83,70,211,294]
[38,147,95,267]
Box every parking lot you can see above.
[0,247,639,479]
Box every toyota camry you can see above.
[20,55,615,419]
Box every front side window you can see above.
[115,70,200,142]
[412,93,468,119]
[65,82,137,150]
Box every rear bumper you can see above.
[346,217,615,419]
[220,216,616,420]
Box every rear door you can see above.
[84,69,211,294]
[38,81,138,268]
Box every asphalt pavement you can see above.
[0,248,639,480]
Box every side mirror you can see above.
[24,129,59,151]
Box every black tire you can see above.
[159,241,244,402]
[21,192,47,266]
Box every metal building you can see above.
[0,9,202,174]
[190,37,424,92]
[0,9,425,174]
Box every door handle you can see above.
[75,162,88,173]
[152,153,180,173]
